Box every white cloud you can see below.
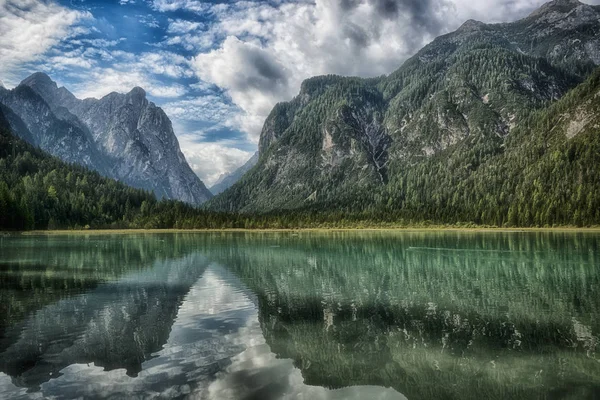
[161,32,217,52]
[139,52,194,78]
[151,0,212,13]
[57,50,193,99]
[164,97,253,185]
[146,83,188,98]
[68,38,125,48]
[177,133,253,185]
[0,0,90,85]
[137,14,160,28]
[167,18,204,34]
[163,95,239,124]
[193,36,292,138]
[45,55,94,70]
[158,18,217,51]
[69,67,187,99]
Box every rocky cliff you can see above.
[0,73,212,205]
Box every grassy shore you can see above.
[10,226,600,235]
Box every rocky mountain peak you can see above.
[19,72,78,109]
[456,19,487,33]
[528,0,583,18]
[128,86,146,100]
[20,72,56,89]
[124,87,148,111]
[520,0,600,58]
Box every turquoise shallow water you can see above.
[0,231,599,399]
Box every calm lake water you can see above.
[0,231,599,399]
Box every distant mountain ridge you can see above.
[207,0,600,216]
[209,152,259,195]
[0,73,212,205]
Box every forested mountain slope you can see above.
[208,0,600,223]
[0,110,261,231]
[210,66,600,226]
[0,107,156,230]
[385,67,600,226]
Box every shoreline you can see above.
[7,227,600,235]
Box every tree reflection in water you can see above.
[0,231,599,399]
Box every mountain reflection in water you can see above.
[0,232,599,399]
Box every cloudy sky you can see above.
[1,0,598,185]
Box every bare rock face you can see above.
[0,84,108,173]
[0,74,212,205]
[515,0,600,70]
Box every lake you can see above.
[0,231,599,399]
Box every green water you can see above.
[0,232,599,399]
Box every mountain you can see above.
[0,73,212,205]
[0,84,109,173]
[0,105,151,230]
[207,0,600,221]
[209,152,259,195]
[3,66,598,230]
